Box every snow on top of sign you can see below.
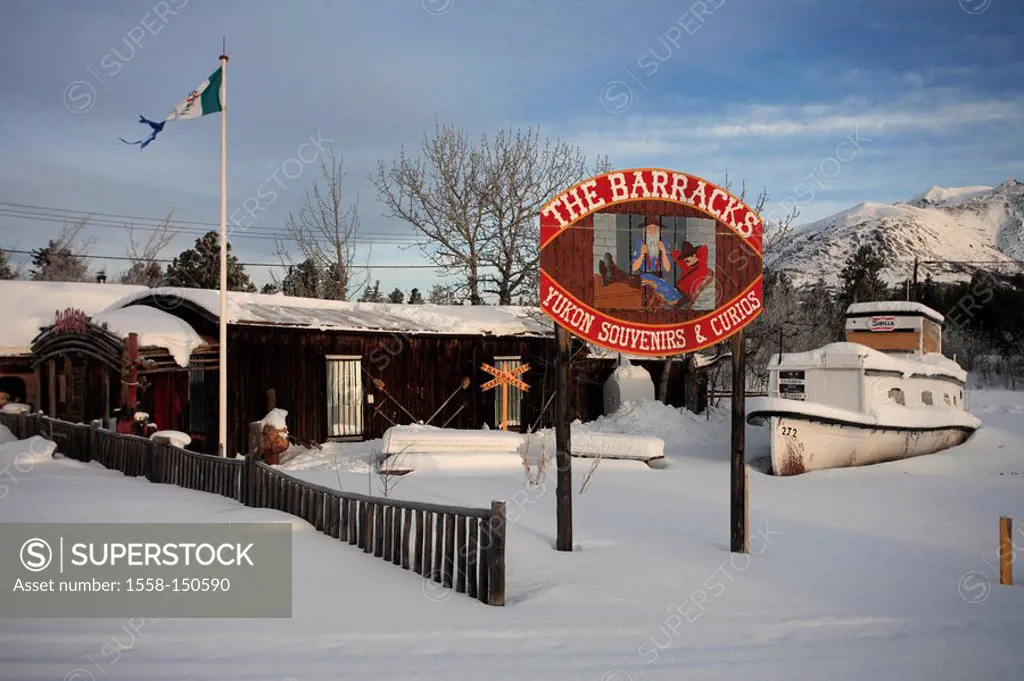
[105,287,550,337]
[846,301,944,323]
[91,305,203,368]
[610,357,653,382]
[584,344,724,366]
[770,341,968,382]
[0,281,148,356]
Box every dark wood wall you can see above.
[221,327,617,456]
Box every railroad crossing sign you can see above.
[480,362,530,431]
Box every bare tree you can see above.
[0,248,21,279]
[372,445,411,498]
[519,431,548,487]
[477,127,588,304]
[372,125,489,304]
[427,283,458,305]
[655,176,798,403]
[119,212,178,286]
[276,145,363,300]
[373,124,596,305]
[592,154,613,175]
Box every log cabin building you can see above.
[0,282,147,414]
[3,282,708,456]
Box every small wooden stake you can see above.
[999,516,1013,586]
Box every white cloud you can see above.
[571,90,1024,147]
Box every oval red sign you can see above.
[539,168,764,356]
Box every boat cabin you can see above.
[843,301,943,354]
[766,301,968,416]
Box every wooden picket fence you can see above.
[0,411,506,606]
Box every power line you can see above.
[0,200,424,239]
[0,248,442,269]
[0,201,423,244]
[0,208,421,245]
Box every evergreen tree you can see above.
[280,258,324,298]
[407,287,424,304]
[800,277,845,343]
[0,249,15,280]
[119,261,165,287]
[321,264,347,300]
[358,280,384,303]
[261,282,280,294]
[387,287,405,304]
[427,284,456,305]
[919,272,939,308]
[165,232,256,291]
[30,240,90,282]
[838,243,889,308]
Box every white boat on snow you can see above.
[747,301,981,476]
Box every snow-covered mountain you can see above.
[770,179,1024,287]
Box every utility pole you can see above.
[912,257,919,302]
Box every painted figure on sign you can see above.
[671,241,712,306]
[632,221,672,275]
[632,222,680,307]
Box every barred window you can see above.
[188,367,206,432]
[493,356,524,429]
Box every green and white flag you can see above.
[120,65,224,149]
[167,66,224,120]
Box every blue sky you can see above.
[1,0,1021,293]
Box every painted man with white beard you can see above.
[631,221,681,306]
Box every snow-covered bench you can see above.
[567,428,665,462]
[380,424,665,473]
[381,424,523,455]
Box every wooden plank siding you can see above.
[104,298,677,456]
[220,326,619,456]
[844,330,921,352]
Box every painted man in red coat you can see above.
[670,241,712,307]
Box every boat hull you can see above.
[764,415,975,476]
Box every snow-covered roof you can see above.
[769,341,967,383]
[845,301,944,324]
[104,287,551,337]
[0,281,148,357]
[91,306,203,367]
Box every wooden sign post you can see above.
[731,330,748,554]
[480,362,530,431]
[554,325,573,552]
[539,167,765,557]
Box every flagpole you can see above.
[218,46,229,457]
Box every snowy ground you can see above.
[1,391,1022,680]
